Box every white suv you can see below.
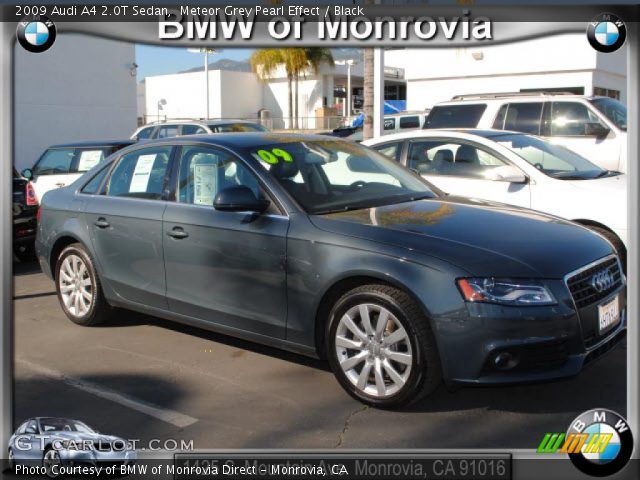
[424,94,627,172]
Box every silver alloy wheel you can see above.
[59,254,93,317]
[43,449,60,478]
[335,303,413,398]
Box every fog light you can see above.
[493,351,519,370]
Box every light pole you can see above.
[157,98,166,122]
[335,59,358,123]
[188,48,217,120]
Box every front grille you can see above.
[566,257,623,309]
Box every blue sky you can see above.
[135,45,255,81]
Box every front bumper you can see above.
[433,278,626,386]
[59,448,137,466]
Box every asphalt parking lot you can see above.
[13,259,627,452]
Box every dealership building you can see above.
[14,34,138,171]
[141,33,626,129]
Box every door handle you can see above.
[94,218,110,228]
[167,227,189,239]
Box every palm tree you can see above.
[250,48,333,129]
[362,0,375,140]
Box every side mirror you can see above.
[585,122,610,139]
[21,168,33,180]
[214,186,270,213]
[485,165,527,184]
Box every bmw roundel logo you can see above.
[587,14,626,53]
[16,16,57,53]
[567,409,633,477]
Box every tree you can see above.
[250,48,333,129]
[362,48,374,140]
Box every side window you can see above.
[373,142,402,162]
[156,125,179,139]
[502,102,543,135]
[76,149,107,172]
[425,104,487,128]
[33,149,75,175]
[177,146,261,206]
[106,147,172,200]
[550,102,602,136]
[399,116,420,129]
[409,141,508,177]
[383,118,396,131]
[181,125,207,136]
[492,104,508,129]
[135,127,155,140]
[81,164,111,194]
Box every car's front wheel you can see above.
[326,284,442,408]
[55,243,110,326]
[43,448,61,478]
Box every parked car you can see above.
[12,168,38,262]
[131,119,269,140]
[8,417,135,474]
[21,140,134,204]
[329,112,430,142]
[424,93,627,172]
[36,133,625,408]
[363,129,627,266]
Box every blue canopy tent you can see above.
[351,100,407,128]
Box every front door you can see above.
[163,145,288,338]
[406,138,531,207]
[84,145,173,309]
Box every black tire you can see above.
[14,243,36,263]
[55,243,110,326]
[589,226,626,272]
[326,284,442,408]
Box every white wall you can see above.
[145,70,262,121]
[385,33,627,110]
[14,34,137,171]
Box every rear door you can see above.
[406,138,531,207]
[162,145,288,337]
[83,145,174,309]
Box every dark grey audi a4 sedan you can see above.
[36,133,626,407]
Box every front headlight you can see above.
[457,278,556,306]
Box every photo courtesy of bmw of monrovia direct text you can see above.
[1,1,638,480]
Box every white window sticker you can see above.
[129,154,156,193]
[193,164,218,205]
[77,150,105,172]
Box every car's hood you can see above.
[310,197,613,278]
[562,172,627,195]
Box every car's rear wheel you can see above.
[326,285,442,408]
[55,243,109,326]
[43,448,60,478]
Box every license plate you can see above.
[598,296,620,334]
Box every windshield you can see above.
[215,123,268,133]
[39,418,95,433]
[248,140,437,214]
[494,133,608,180]
[590,97,627,131]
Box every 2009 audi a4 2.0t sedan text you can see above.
[35,133,626,408]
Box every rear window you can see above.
[493,102,544,135]
[399,116,420,129]
[424,104,487,129]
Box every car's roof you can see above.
[138,119,261,128]
[434,94,598,106]
[136,132,346,150]
[48,140,135,149]
[362,128,526,143]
